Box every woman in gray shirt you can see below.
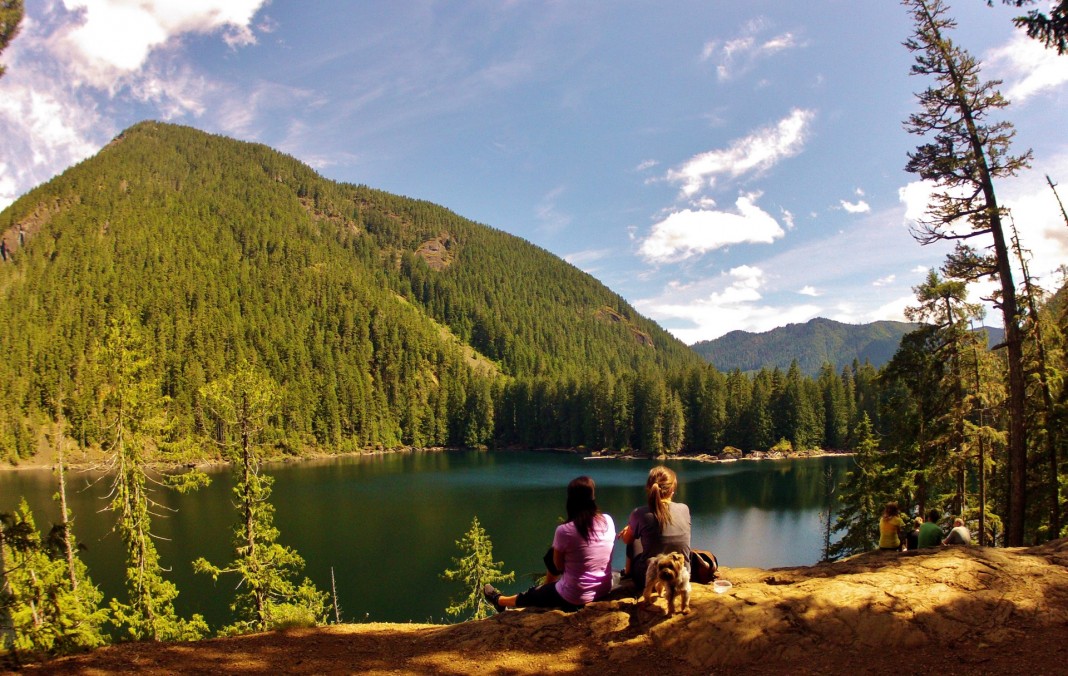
[619,466,692,587]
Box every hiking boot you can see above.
[483,584,504,613]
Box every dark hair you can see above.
[926,509,940,524]
[646,466,678,527]
[882,501,900,518]
[566,476,603,543]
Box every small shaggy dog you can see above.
[642,551,691,615]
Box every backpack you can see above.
[690,549,719,584]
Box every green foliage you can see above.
[770,438,793,454]
[0,500,108,661]
[0,121,701,461]
[441,517,514,621]
[193,363,328,635]
[0,0,22,79]
[828,415,892,560]
[904,0,1030,545]
[97,310,208,642]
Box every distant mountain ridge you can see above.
[690,318,920,376]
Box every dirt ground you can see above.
[11,540,1068,675]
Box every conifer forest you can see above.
[2,0,1068,664]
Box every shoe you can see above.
[483,584,504,613]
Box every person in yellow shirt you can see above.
[879,501,906,551]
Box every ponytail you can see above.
[646,466,677,527]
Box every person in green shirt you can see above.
[917,509,944,548]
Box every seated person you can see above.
[619,466,691,587]
[905,516,922,551]
[483,476,614,611]
[943,517,972,546]
[879,502,906,551]
[917,509,944,548]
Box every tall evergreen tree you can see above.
[193,363,328,634]
[904,0,1032,544]
[818,364,850,450]
[829,415,892,559]
[98,309,208,642]
[904,270,985,516]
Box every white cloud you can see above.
[635,159,658,172]
[639,193,785,262]
[54,0,266,88]
[873,274,896,287]
[637,266,821,343]
[831,294,913,326]
[666,108,814,199]
[0,76,101,209]
[898,178,971,237]
[702,22,802,81]
[840,199,871,214]
[986,33,1068,103]
[0,1,267,211]
[780,208,795,229]
[798,285,819,297]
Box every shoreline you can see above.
[1,444,853,474]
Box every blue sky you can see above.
[2,1,1066,343]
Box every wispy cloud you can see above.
[639,193,785,262]
[798,286,820,297]
[986,32,1068,103]
[0,1,267,209]
[535,185,572,234]
[665,108,814,199]
[636,265,820,343]
[702,20,802,81]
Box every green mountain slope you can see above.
[690,317,919,377]
[0,121,701,460]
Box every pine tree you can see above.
[193,363,328,634]
[0,500,107,661]
[904,0,1032,544]
[98,309,208,642]
[441,517,514,621]
[829,415,891,559]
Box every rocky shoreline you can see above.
[1,444,852,475]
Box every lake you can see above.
[0,450,849,627]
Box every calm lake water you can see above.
[0,451,849,627]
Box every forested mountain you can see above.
[691,318,919,376]
[0,121,703,461]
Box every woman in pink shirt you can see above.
[484,476,615,611]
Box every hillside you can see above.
[691,318,918,376]
[0,121,702,461]
[23,540,1068,675]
